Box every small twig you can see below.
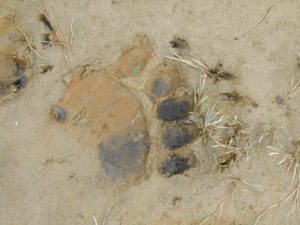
[40,40,71,49]
[67,108,88,127]
[252,202,281,225]
[131,109,140,124]
[234,0,282,40]
[70,18,75,46]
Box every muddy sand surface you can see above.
[1,0,300,224]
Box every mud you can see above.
[162,124,199,150]
[160,151,196,176]
[157,96,193,122]
[145,61,185,101]
[113,35,153,78]
[160,155,190,176]
[53,37,153,179]
[99,131,149,179]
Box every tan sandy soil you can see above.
[1,0,300,225]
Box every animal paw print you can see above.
[51,35,199,180]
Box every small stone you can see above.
[157,96,193,121]
[51,106,66,121]
[275,95,284,105]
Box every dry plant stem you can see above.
[131,109,140,124]
[70,0,92,45]
[16,26,51,63]
[258,127,285,144]
[166,55,208,75]
[190,72,208,113]
[67,108,88,128]
[211,138,241,150]
[211,120,254,162]
[101,200,116,225]
[139,77,149,90]
[68,0,92,67]
[200,180,238,224]
[99,183,124,225]
[192,94,226,147]
[200,197,227,225]
[202,176,262,224]
[44,153,74,165]
[38,152,74,170]
[290,158,299,184]
[203,105,223,134]
[93,216,98,225]
[284,76,300,105]
[192,74,208,113]
[70,18,75,46]
[63,47,71,68]
[251,177,300,225]
[40,40,71,48]
[235,178,264,189]
[165,43,209,75]
[234,0,282,40]
[193,92,208,113]
[267,144,300,183]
